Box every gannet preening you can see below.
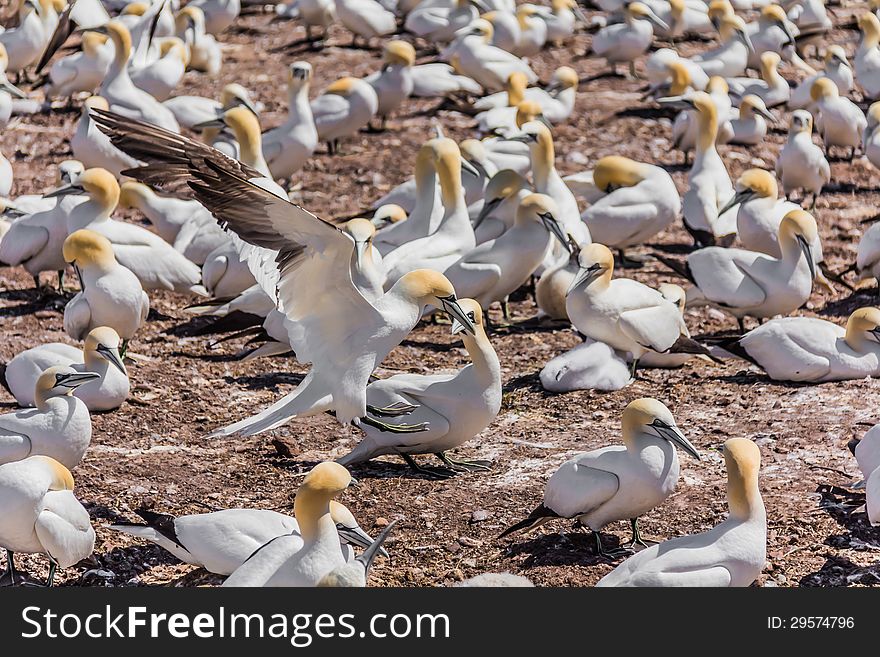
[337,298,501,476]
[317,520,396,587]
[579,156,680,267]
[724,94,774,146]
[0,366,97,468]
[163,82,259,131]
[61,230,150,343]
[445,194,569,316]
[597,437,765,586]
[690,14,752,78]
[118,182,227,265]
[775,110,830,209]
[72,96,144,178]
[566,243,715,377]
[201,241,258,298]
[222,462,356,587]
[56,167,206,295]
[657,210,819,330]
[4,327,128,412]
[473,169,531,244]
[0,0,45,77]
[176,5,221,75]
[262,61,318,181]
[500,398,700,557]
[91,109,477,436]
[128,36,188,101]
[540,339,632,392]
[810,78,866,159]
[448,19,538,93]
[311,77,378,155]
[43,30,112,98]
[789,47,853,111]
[110,501,380,575]
[716,307,880,382]
[0,455,95,586]
[857,12,880,101]
[365,41,415,131]
[94,21,180,132]
[590,2,668,77]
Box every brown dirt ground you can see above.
[1,4,879,588]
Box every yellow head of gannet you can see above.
[516,192,569,246]
[99,20,134,64]
[824,46,849,68]
[121,1,149,16]
[723,438,761,520]
[511,119,554,171]
[725,168,778,210]
[593,156,648,192]
[484,169,528,204]
[31,455,76,491]
[810,76,839,101]
[778,209,818,277]
[371,204,407,228]
[325,77,359,97]
[83,326,127,375]
[50,0,67,12]
[63,229,117,271]
[707,0,734,30]
[658,282,687,312]
[868,101,880,131]
[844,307,880,350]
[685,91,719,150]
[505,71,529,108]
[514,99,544,129]
[84,95,110,112]
[548,66,578,94]
[622,398,700,459]
[48,167,119,213]
[718,15,753,52]
[570,242,615,291]
[707,75,728,95]
[293,462,352,540]
[626,2,668,31]
[344,218,376,269]
[667,61,692,96]
[81,32,110,57]
[450,297,485,338]
[433,138,465,207]
[383,40,415,68]
[398,269,477,334]
[468,18,494,43]
[739,94,775,122]
[34,366,101,405]
[117,181,147,210]
[200,107,263,169]
[859,12,880,44]
[517,4,541,29]
[759,51,781,82]
[176,5,206,31]
[159,37,190,67]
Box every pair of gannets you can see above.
[598,438,765,586]
[0,365,97,467]
[501,398,700,557]
[90,109,479,436]
[591,2,668,77]
[110,501,380,576]
[658,210,820,330]
[690,14,753,78]
[263,62,318,180]
[857,12,880,101]
[0,455,95,586]
[176,5,221,75]
[567,243,714,377]
[810,78,866,157]
[775,110,829,208]
[0,0,46,76]
[312,76,378,154]
[72,96,143,178]
[789,47,853,111]
[338,298,501,476]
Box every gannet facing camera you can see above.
[810,77,867,159]
[337,298,501,477]
[4,327,129,412]
[311,77,379,155]
[223,462,356,587]
[590,2,668,77]
[566,243,715,377]
[110,501,380,575]
[597,437,765,587]
[717,307,880,383]
[262,62,318,180]
[0,456,95,587]
[365,41,416,131]
[0,366,97,468]
[500,398,700,557]
[775,110,830,210]
[62,229,149,345]
[581,156,680,266]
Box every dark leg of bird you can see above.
[46,562,57,587]
[810,193,818,211]
[629,61,637,79]
[617,249,644,269]
[326,140,335,156]
[360,414,429,434]
[501,299,511,322]
[591,530,622,559]
[32,274,41,290]
[398,451,457,479]
[737,317,746,333]
[380,115,386,131]
[528,275,537,304]
[367,401,418,417]
[57,270,65,293]
[120,339,129,359]
[0,551,16,586]
[623,518,656,550]
[629,357,639,380]
[435,451,492,472]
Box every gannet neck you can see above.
[861,14,880,49]
[695,105,718,155]
[461,327,501,385]
[107,24,133,77]
[119,181,153,210]
[724,439,764,521]
[507,73,527,107]
[844,308,880,351]
[436,152,465,209]
[531,133,555,190]
[294,490,333,542]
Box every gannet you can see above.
[91,21,179,131]
[724,94,774,146]
[222,462,355,587]
[128,36,188,101]
[188,0,240,34]
[61,229,150,343]
[679,92,736,247]
[535,234,580,320]
[460,138,498,208]
[201,241,258,298]
[537,0,586,43]
[71,96,143,178]
[44,30,112,98]
[591,2,668,77]
[4,328,127,412]
[195,106,275,180]
[668,76,733,158]
[57,167,206,294]
[405,0,480,43]
[513,5,548,57]
[789,46,853,111]
[728,51,788,108]
[658,210,819,329]
[567,243,714,376]
[110,501,379,575]
[540,338,632,392]
[746,4,804,71]
[0,0,45,76]
[382,138,476,286]
[775,109,830,208]
[409,62,482,98]
[163,82,259,131]
[691,14,752,78]
[500,398,700,556]
[449,19,537,93]
[717,307,880,382]
[482,8,522,53]
[852,424,880,490]
[0,456,95,586]
[370,204,408,230]
[646,0,713,40]
[473,168,531,244]
[473,66,578,122]
[365,41,415,131]
[92,108,477,436]
[445,194,568,315]
[296,0,337,43]
[311,77,378,155]
[645,49,708,95]
[597,437,765,586]
[372,135,443,223]
[580,156,680,266]
[316,520,396,587]
[810,77,866,158]
[175,6,221,75]
[857,12,880,101]
[338,297,501,475]
[0,366,97,468]
[335,0,396,44]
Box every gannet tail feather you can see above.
[498,504,559,538]
[711,336,760,366]
[653,254,695,283]
[667,335,724,364]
